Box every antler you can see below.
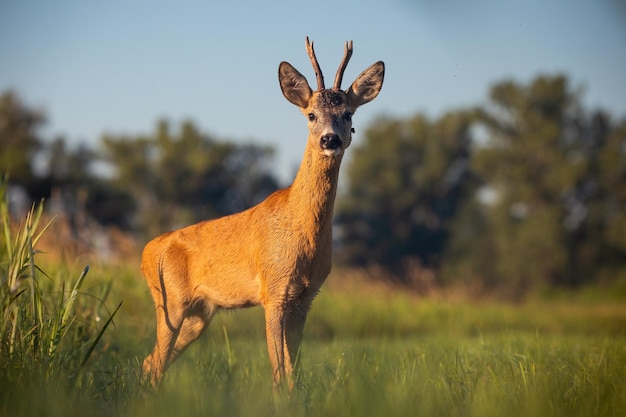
[333,40,353,91]
[305,37,325,91]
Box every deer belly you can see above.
[193,279,261,309]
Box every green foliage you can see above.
[472,76,586,288]
[1,181,53,359]
[445,76,626,292]
[0,182,120,402]
[2,71,626,294]
[0,91,279,236]
[114,332,623,417]
[2,256,626,417]
[337,111,477,278]
[0,201,624,417]
[578,115,626,281]
[103,119,279,236]
[0,91,44,189]
[338,75,626,293]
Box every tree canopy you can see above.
[0,92,44,191]
[336,111,476,278]
[2,73,625,295]
[102,119,278,236]
[337,75,626,292]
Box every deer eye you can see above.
[343,112,353,122]
[307,113,316,122]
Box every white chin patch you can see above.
[323,148,343,157]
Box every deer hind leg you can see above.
[142,294,184,386]
[169,297,216,366]
[143,283,216,386]
[142,253,190,386]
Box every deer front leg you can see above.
[283,307,308,390]
[264,304,287,387]
[284,289,316,383]
[264,294,314,390]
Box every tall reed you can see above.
[0,179,120,388]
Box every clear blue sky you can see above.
[1,0,625,182]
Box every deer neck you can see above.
[288,140,343,233]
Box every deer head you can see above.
[278,37,385,157]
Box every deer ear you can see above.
[279,62,313,108]
[346,61,385,109]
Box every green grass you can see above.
[4,260,626,417]
[117,335,617,417]
[1,192,625,416]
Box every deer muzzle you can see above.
[320,134,342,151]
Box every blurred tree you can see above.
[474,76,585,291]
[574,113,626,283]
[46,137,92,183]
[444,75,625,293]
[336,111,477,282]
[339,74,626,293]
[103,126,163,235]
[0,91,134,228]
[0,91,44,193]
[37,136,136,230]
[103,119,279,237]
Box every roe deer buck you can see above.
[141,37,384,388]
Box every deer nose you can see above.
[320,134,342,150]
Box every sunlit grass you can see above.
[108,330,625,417]
[3,264,626,417]
[0,183,121,417]
[103,278,626,417]
[2,187,625,417]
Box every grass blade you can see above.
[79,300,122,369]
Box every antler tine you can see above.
[333,40,353,91]
[305,37,325,91]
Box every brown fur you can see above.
[141,39,384,389]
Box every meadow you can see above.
[1,202,626,417]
